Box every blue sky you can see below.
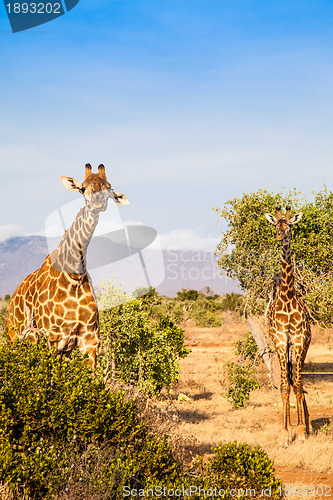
[1,0,333,250]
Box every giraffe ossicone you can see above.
[6,164,129,368]
[265,206,311,447]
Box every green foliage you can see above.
[0,340,183,498]
[95,278,129,310]
[98,285,190,394]
[132,286,155,300]
[189,295,223,327]
[215,187,333,324]
[226,362,259,409]
[0,340,282,498]
[220,292,244,313]
[319,419,333,435]
[177,288,199,301]
[157,290,228,328]
[155,298,185,325]
[195,442,282,498]
[4,294,11,302]
[0,303,8,339]
[234,331,259,364]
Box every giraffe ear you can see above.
[60,176,84,193]
[289,212,303,225]
[109,189,130,205]
[264,213,277,225]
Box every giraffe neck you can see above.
[280,234,294,297]
[50,207,99,276]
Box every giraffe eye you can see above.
[79,187,86,194]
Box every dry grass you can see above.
[172,319,333,489]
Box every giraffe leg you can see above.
[44,330,74,360]
[293,361,311,440]
[18,305,40,343]
[278,348,293,447]
[280,387,293,447]
[77,334,100,369]
[302,395,312,435]
[293,339,311,440]
[294,388,307,440]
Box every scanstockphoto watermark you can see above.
[165,249,231,283]
[45,197,165,309]
[3,0,80,33]
[123,485,281,498]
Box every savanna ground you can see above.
[170,314,333,497]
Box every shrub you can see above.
[95,278,129,310]
[0,304,8,339]
[155,298,185,325]
[0,342,282,498]
[154,290,230,328]
[0,340,184,499]
[176,288,199,301]
[234,331,259,364]
[189,297,222,327]
[226,362,260,409]
[98,285,190,394]
[195,442,282,498]
[220,292,244,312]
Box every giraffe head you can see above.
[264,206,302,241]
[60,164,129,213]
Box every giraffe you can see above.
[6,164,129,368]
[264,206,311,447]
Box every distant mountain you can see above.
[0,236,241,297]
[0,236,49,297]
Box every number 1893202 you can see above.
[5,3,62,14]
[281,486,332,497]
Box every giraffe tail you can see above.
[287,349,294,387]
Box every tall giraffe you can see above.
[6,164,129,368]
[265,206,311,447]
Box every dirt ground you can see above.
[172,315,333,497]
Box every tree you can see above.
[98,285,190,393]
[214,187,333,325]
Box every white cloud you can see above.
[159,228,219,251]
[0,224,25,242]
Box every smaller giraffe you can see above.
[265,206,311,447]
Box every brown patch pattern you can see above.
[265,208,311,446]
[6,165,128,368]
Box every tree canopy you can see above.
[214,187,333,325]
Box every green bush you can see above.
[158,290,225,327]
[234,331,259,364]
[226,362,260,409]
[95,278,129,310]
[0,340,183,498]
[0,304,8,339]
[98,285,190,394]
[220,292,244,312]
[154,298,185,325]
[176,288,199,301]
[195,442,282,498]
[190,297,222,327]
[0,341,282,498]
